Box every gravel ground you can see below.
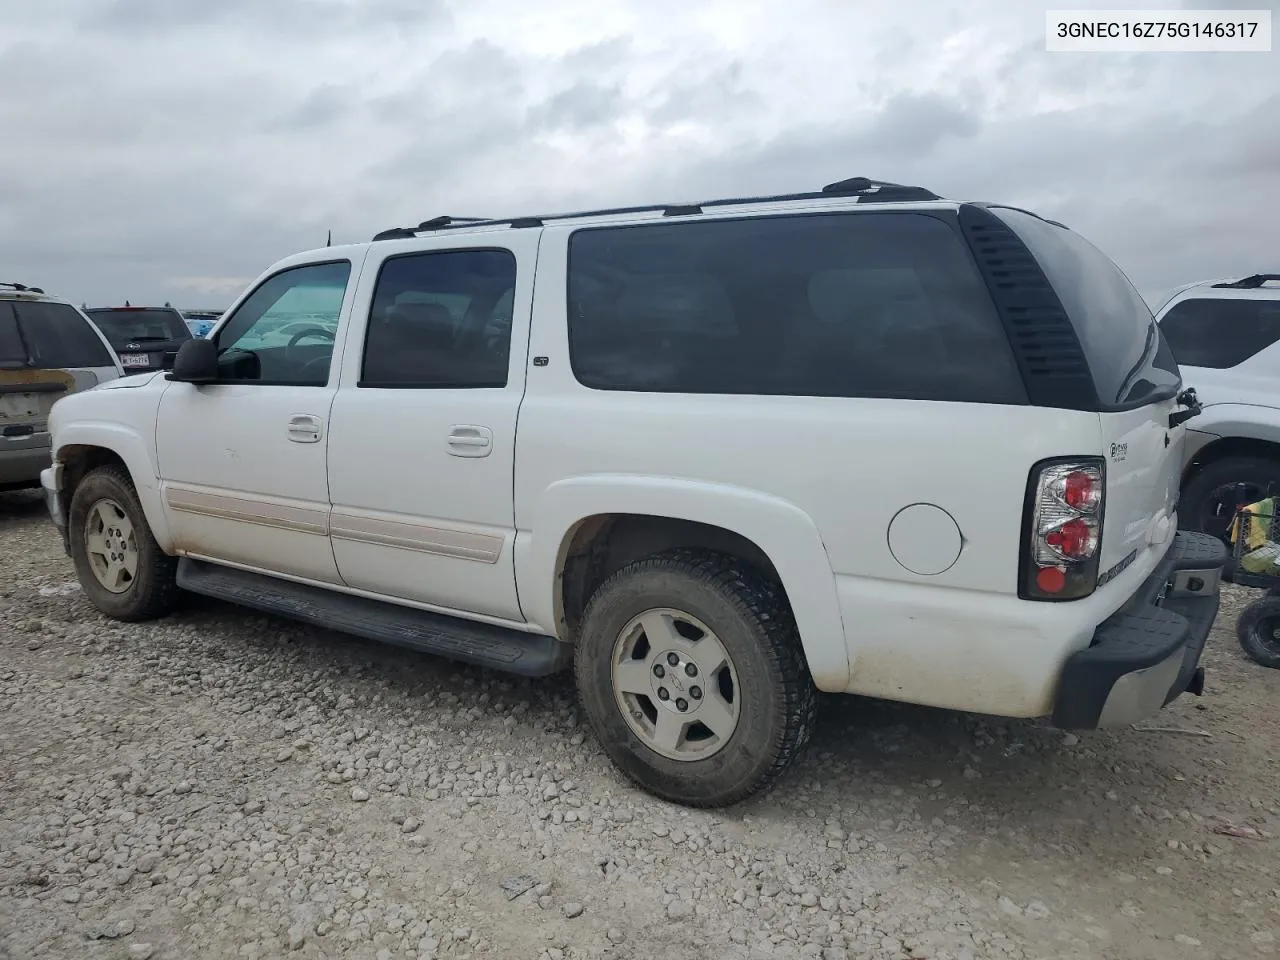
[2,489,1278,960]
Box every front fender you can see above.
[52,421,174,553]
[1192,402,1280,444]
[517,475,850,691]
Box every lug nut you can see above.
[684,663,697,677]
[653,664,665,678]
[675,698,688,712]
[690,686,702,700]
[666,652,679,667]
[657,687,670,701]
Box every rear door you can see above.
[326,233,537,621]
[991,208,1185,576]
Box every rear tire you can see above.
[68,465,179,622]
[1180,455,1280,545]
[574,548,817,807]
[1236,596,1280,669]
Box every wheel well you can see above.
[1183,436,1280,486]
[57,446,128,523]
[556,514,784,639]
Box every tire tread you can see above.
[575,547,817,807]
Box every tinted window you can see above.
[360,250,516,388]
[992,208,1180,408]
[1160,297,1280,369]
[214,261,351,385]
[566,212,1025,403]
[0,304,25,367]
[86,308,190,343]
[11,301,116,368]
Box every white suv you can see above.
[1155,275,1280,543]
[1,282,122,490]
[41,178,1225,806]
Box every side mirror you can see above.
[167,338,219,384]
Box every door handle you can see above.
[287,414,323,444]
[447,425,493,458]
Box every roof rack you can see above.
[372,215,492,241]
[1211,274,1280,289]
[0,281,44,294]
[371,177,940,241]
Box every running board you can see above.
[176,558,571,677]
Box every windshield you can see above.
[87,308,190,343]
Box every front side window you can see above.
[566,212,1026,403]
[1160,297,1280,369]
[360,249,516,389]
[11,301,116,368]
[213,261,351,385]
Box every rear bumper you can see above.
[1052,531,1226,729]
[0,439,51,487]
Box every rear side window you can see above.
[566,212,1026,403]
[1160,297,1280,369]
[3,301,115,368]
[992,208,1180,409]
[360,249,516,389]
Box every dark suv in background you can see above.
[2,282,122,489]
[84,304,192,372]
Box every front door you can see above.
[326,235,537,621]
[155,257,362,583]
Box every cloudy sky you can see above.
[1,0,1276,309]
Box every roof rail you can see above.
[1211,274,1280,289]
[0,281,44,294]
[370,177,940,241]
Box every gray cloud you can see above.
[0,0,1276,309]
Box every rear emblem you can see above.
[126,342,140,350]
[1109,442,1128,462]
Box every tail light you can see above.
[1020,458,1104,601]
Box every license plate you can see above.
[120,354,150,368]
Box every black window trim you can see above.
[355,245,519,390]
[202,257,354,389]
[562,207,1031,405]
[975,203,1181,413]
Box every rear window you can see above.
[0,300,116,369]
[1159,297,1280,369]
[86,308,190,342]
[566,212,1027,403]
[992,208,1180,409]
[0,304,26,367]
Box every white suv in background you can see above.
[41,178,1224,807]
[1156,274,1280,544]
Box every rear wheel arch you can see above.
[530,478,850,691]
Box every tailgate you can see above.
[0,368,74,440]
[1097,396,1183,576]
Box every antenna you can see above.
[326,229,332,248]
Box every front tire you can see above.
[574,549,817,807]
[68,465,179,622]
[1236,596,1280,669]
